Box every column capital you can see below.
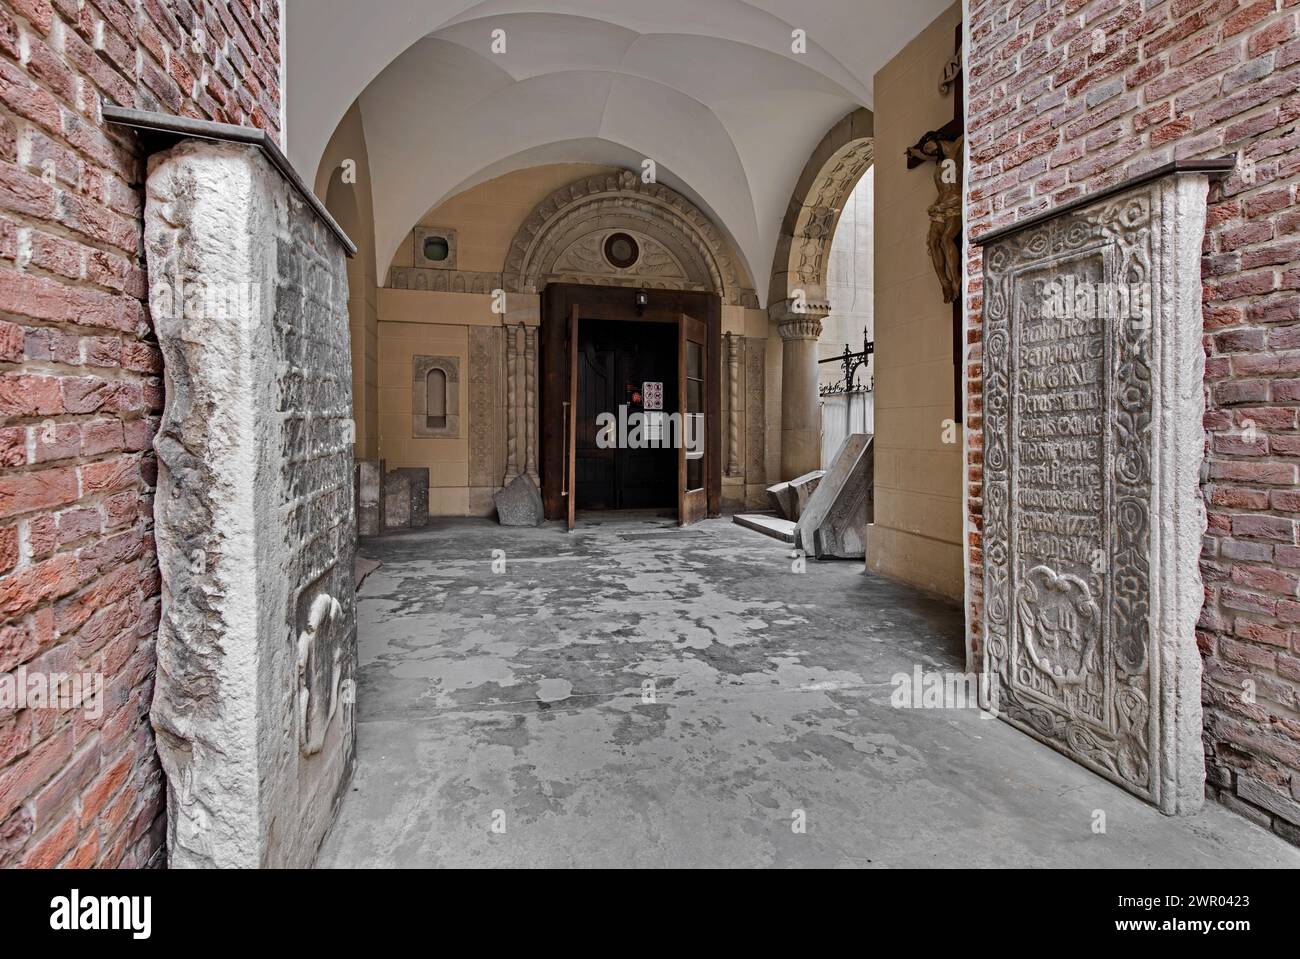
[777,315,824,340]
[769,297,829,340]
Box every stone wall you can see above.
[0,0,281,867]
[966,0,1300,842]
[146,138,355,868]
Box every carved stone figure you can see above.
[906,131,964,303]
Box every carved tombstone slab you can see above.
[979,163,1228,815]
[394,467,430,527]
[356,459,385,537]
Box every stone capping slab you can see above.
[103,103,357,257]
[972,158,1234,247]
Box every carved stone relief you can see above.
[468,326,502,490]
[388,267,501,293]
[980,168,1218,814]
[504,322,538,486]
[296,585,343,756]
[789,140,874,298]
[726,333,743,477]
[744,337,766,483]
[503,170,759,308]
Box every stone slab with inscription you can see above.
[978,161,1229,815]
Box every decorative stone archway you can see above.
[768,109,874,480]
[503,170,759,308]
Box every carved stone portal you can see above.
[979,165,1226,814]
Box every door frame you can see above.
[541,283,722,522]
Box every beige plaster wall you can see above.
[317,101,381,460]
[868,2,964,601]
[375,163,776,518]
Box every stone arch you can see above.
[503,170,759,307]
[768,108,874,317]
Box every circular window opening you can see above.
[603,232,640,269]
[423,236,450,262]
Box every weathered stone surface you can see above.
[145,140,357,867]
[766,480,796,519]
[394,468,430,527]
[356,459,385,537]
[384,471,412,530]
[732,512,796,543]
[980,170,1213,815]
[795,435,871,559]
[789,469,825,519]
[494,473,544,526]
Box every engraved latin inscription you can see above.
[1010,255,1109,727]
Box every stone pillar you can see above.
[145,139,357,867]
[776,307,826,481]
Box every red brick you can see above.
[0,466,78,519]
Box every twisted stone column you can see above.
[776,307,826,481]
[726,332,743,477]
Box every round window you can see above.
[603,232,640,269]
[423,236,450,262]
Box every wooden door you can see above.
[565,306,578,531]
[678,314,708,526]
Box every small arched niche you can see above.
[412,355,459,438]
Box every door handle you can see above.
[561,400,570,497]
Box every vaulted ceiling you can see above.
[285,0,952,304]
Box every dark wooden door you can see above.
[565,306,578,531]
[541,284,721,521]
[678,314,708,526]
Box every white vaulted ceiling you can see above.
[285,0,951,303]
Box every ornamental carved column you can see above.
[524,324,538,484]
[504,322,521,485]
[776,304,826,481]
[726,332,743,477]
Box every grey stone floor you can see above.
[316,513,1300,868]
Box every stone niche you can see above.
[978,161,1230,815]
[145,138,358,866]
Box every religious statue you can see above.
[905,130,964,304]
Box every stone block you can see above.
[393,467,429,527]
[766,480,796,519]
[384,471,412,530]
[494,473,544,526]
[145,139,357,868]
[795,435,872,559]
[356,459,385,537]
[788,469,826,519]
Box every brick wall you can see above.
[0,0,280,868]
[966,0,1300,843]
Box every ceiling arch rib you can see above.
[357,21,859,300]
[287,0,953,193]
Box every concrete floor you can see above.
[316,513,1300,868]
